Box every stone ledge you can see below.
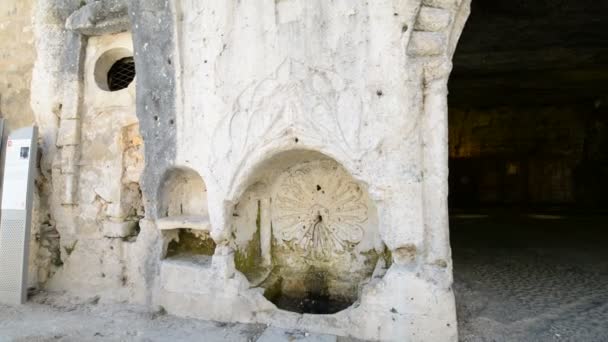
[156,215,211,231]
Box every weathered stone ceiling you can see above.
[449,0,608,107]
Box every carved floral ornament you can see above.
[271,160,369,261]
[211,58,368,185]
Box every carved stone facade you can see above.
[272,160,371,261]
[229,155,382,313]
[22,0,471,340]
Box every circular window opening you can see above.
[94,48,135,92]
[107,57,135,91]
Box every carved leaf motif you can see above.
[211,59,362,184]
[272,160,368,261]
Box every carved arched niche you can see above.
[157,167,215,258]
[232,150,388,314]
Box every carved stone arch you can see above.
[405,0,472,268]
[407,0,472,77]
[157,167,209,219]
[229,149,385,314]
[225,139,367,204]
[211,57,371,199]
[28,0,475,338]
[155,166,216,260]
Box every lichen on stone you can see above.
[166,229,216,258]
[234,200,268,282]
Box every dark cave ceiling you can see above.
[449,0,608,107]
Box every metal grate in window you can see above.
[107,57,135,91]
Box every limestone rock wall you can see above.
[143,1,470,340]
[0,0,41,288]
[22,0,472,340]
[0,0,36,130]
[43,32,145,301]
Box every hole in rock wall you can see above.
[166,229,216,258]
[159,168,214,258]
[232,151,386,314]
[160,168,208,218]
[119,124,145,240]
[94,48,135,92]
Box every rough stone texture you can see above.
[145,1,468,340]
[22,0,471,340]
[128,0,177,220]
[0,0,46,289]
[415,7,451,32]
[7,0,608,340]
[0,292,270,341]
[66,0,129,36]
[4,215,608,342]
[231,156,383,310]
[0,0,36,131]
[30,0,86,292]
[0,292,385,341]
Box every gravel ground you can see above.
[0,293,267,342]
[0,292,355,341]
[1,211,606,341]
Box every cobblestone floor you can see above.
[452,210,608,342]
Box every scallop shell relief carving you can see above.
[272,160,368,261]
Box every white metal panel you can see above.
[0,126,38,305]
